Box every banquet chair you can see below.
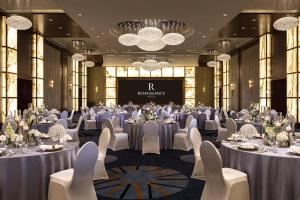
[66,116,83,141]
[173,118,197,151]
[94,128,111,180]
[89,108,96,120]
[190,127,205,180]
[230,111,238,119]
[137,109,142,117]
[215,115,228,142]
[205,109,217,130]
[226,118,237,137]
[200,141,250,200]
[112,115,123,133]
[56,119,68,129]
[102,119,129,151]
[239,124,258,137]
[60,111,68,119]
[179,114,193,133]
[240,109,249,115]
[223,110,229,120]
[131,110,138,119]
[48,142,98,200]
[242,113,253,121]
[81,111,96,130]
[66,110,75,128]
[142,121,160,155]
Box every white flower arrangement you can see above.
[15,134,23,143]
[276,131,289,142]
[0,135,7,142]
[28,129,42,138]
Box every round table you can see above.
[31,122,55,133]
[95,112,131,129]
[0,141,78,200]
[124,122,179,150]
[221,140,300,200]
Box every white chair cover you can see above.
[226,118,237,137]
[190,127,205,180]
[102,119,129,151]
[66,116,82,141]
[48,142,98,200]
[179,115,193,133]
[215,115,228,142]
[48,124,66,138]
[60,111,68,119]
[94,128,111,180]
[112,115,123,133]
[242,113,253,121]
[56,119,68,129]
[173,119,197,151]
[67,110,75,127]
[142,121,160,155]
[239,124,258,138]
[200,141,250,200]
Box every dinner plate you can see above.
[237,144,258,151]
[40,144,64,152]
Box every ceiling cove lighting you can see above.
[273,16,299,31]
[111,19,194,51]
[6,15,32,30]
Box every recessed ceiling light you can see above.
[96,35,100,38]
[223,13,228,17]
[202,35,206,38]
[251,18,256,22]
[233,33,237,36]
[58,26,63,29]
[66,33,71,36]
[77,13,83,16]
[241,27,246,30]
[91,27,95,31]
[209,28,214,31]
[48,18,54,22]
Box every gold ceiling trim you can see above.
[241,9,299,14]
[4,9,65,13]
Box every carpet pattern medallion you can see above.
[94,165,189,199]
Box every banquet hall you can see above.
[0,0,299,200]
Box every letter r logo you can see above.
[148,83,155,91]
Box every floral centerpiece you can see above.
[263,117,290,146]
[249,103,260,121]
[142,106,156,121]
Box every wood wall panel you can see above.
[229,54,240,111]
[195,67,214,107]
[87,66,106,106]
[239,42,259,109]
[44,42,63,110]
[17,30,32,80]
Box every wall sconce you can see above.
[95,86,99,93]
[69,83,73,90]
[230,83,235,90]
[49,80,54,89]
[202,86,206,93]
[248,80,254,88]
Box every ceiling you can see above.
[0,0,299,66]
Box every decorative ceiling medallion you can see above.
[6,15,32,30]
[131,56,171,71]
[111,19,194,51]
[273,16,299,31]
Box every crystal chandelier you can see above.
[207,61,218,68]
[217,54,231,62]
[111,19,193,51]
[86,61,95,67]
[72,40,85,50]
[72,53,85,61]
[6,15,32,30]
[273,16,299,31]
[131,56,171,71]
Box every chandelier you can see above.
[72,40,85,50]
[72,53,85,61]
[273,16,299,31]
[6,15,32,30]
[217,54,231,62]
[86,61,95,67]
[207,61,218,68]
[131,56,171,71]
[111,19,194,51]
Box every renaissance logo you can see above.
[137,82,167,97]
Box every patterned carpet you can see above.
[94,165,189,199]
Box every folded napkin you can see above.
[39,144,64,151]
[239,143,256,149]
[290,145,300,154]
